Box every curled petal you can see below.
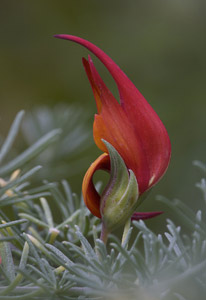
[82,153,110,218]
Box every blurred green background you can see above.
[0,0,206,225]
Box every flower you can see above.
[55,35,171,220]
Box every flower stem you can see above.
[100,223,109,244]
[121,218,131,246]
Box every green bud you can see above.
[100,140,139,232]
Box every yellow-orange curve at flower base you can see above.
[82,153,110,218]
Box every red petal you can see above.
[55,35,171,192]
[82,153,110,218]
[83,56,150,192]
[131,211,163,221]
[82,57,103,114]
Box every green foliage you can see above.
[0,110,206,299]
[21,105,92,181]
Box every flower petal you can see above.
[55,35,171,192]
[82,153,110,218]
[131,211,163,221]
[83,56,150,193]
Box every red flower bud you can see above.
[55,35,171,219]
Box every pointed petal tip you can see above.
[82,57,87,64]
[53,34,62,39]
[131,211,163,221]
[54,34,82,42]
[88,54,93,62]
[53,34,70,39]
[53,34,85,42]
